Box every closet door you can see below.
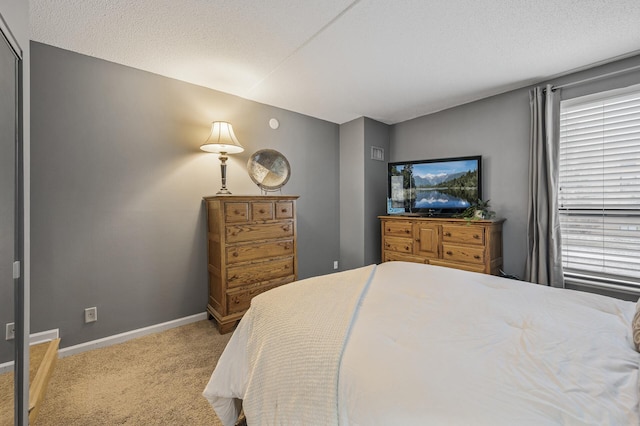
[0,15,26,426]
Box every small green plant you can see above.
[454,199,496,222]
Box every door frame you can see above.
[0,11,27,426]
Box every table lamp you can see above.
[200,121,244,194]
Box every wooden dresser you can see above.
[379,216,505,275]
[204,195,299,333]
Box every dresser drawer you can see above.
[383,251,426,264]
[226,276,295,314]
[383,237,413,254]
[227,239,294,264]
[251,202,273,221]
[225,202,249,223]
[442,244,485,264]
[226,257,294,288]
[442,225,485,246]
[275,201,294,219]
[383,221,413,237]
[430,259,486,274]
[226,221,294,243]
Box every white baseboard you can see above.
[58,312,207,358]
[0,360,13,374]
[30,329,60,346]
[0,312,208,374]
[0,328,60,374]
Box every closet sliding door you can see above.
[0,14,26,426]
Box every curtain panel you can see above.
[525,85,564,287]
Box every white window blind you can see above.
[558,84,640,287]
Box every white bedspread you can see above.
[204,265,375,425]
[204,261,640,425]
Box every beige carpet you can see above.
[1,320,233,426]
[0,340,52,426]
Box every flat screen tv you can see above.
[387,155,482,217]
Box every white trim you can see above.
[0,328,60,374]
[29,328,59,346]
[0,11,23,58]
[58,312,207,358]
[0,312,208,374]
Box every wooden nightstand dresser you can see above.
[379,216,504,275]
[204,195,299,333]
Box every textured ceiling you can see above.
[29,0,640,124]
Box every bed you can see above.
[203,261,640,425]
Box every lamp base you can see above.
[216,152,232,195]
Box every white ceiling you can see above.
[29,0,640,125]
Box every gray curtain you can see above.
[525,85,564,287]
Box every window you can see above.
[559,84,640,289]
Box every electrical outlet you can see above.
[85,307,97,323]
[5,322,15,340]
[333,260,339,270]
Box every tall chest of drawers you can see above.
[204,195,299,333]
[380,216,505,275]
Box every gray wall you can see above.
[339,117,390,270]
[30,42,340,348]
[0,0,30,366]
[339,118,365,270]
[390,53,640,278]
[390,90,530,276]
[363,118,390,265]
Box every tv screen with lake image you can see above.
[387,156,481,216]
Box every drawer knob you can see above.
[405,246,410,251]
[229,275,238,281]
[473,234,480,239]
[415,238,420,242]
[282,225,290,231]
[446,251,453,255]
[281,208,287,213]
[232,252,239,257]
[234,210,240,214]
[444,232,451,237]
[259,209,265,214]
[474,255,481,259]
[387,228,391,232]
[405,229,410,234]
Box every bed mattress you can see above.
[204,261,640,425]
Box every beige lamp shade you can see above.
[200,121,245,154]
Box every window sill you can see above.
[564,272,640,302]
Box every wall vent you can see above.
[370,146,384,161]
